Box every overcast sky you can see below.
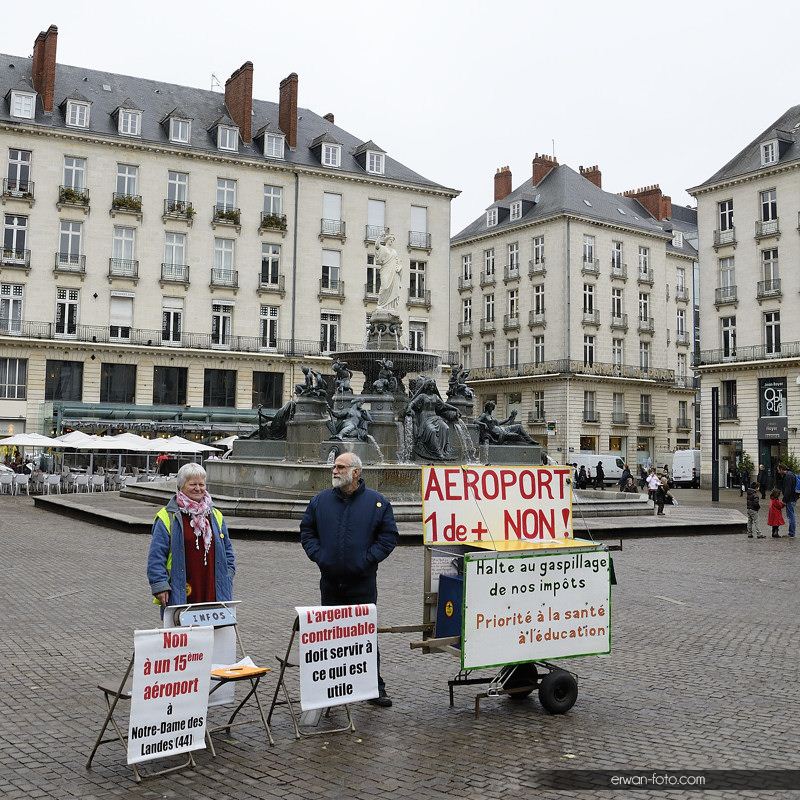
[7,1,799,233]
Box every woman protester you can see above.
[147,463,235,610]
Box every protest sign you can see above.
[296,604,378,711]
[462,550,610,669]
[421,465,573,544]
[127,627,213,765]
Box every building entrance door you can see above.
[758,440,786,493]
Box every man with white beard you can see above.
[300,452,398,706]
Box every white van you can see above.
[568,453,626,486]
[671,449,700,487]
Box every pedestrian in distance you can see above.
[300,452,398,708]
[646,468,660,502]
[655,477,672,516]
[618,463,631,492]
[768,488,785,538]
[595,461,605,490]
[740,465,751,498]
[147,463,235,610]
[757,463,768,499]
[622,477,638,494]
[746,482,766,538]
[577,465,588,490]
[776,463,798,538]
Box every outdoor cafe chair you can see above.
[45,474,61,494]
[90,475,106,492]
[13,474,30,495]
[0,473,13,494]
[73,474,90,492]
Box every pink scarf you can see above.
[175,490,213,565]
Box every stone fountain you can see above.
[204,233,543,509]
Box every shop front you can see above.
[757,378,788,492]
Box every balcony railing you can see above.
[610,262,627,280]
[457,321,473,338]
[639,413,656,427]
[2,178,34,200]
[163,198,194,220]
[0,248,30,269]
[259,212,287,233]
[757,278,781,299]
[364,224,388,242]
[528,259,546,278]
[458,275,473,291]
[210,268,238,288]
[583,410,600,423]
[503,264,521,282]
[480,270,496,287]
[53,252,86,273]
[714,285,737,306]
[610,313,628,331]
[637,316,654,334]
[581,258,600,276]
[408,230,431,250]
[673,375,695,389]
[480,318,495,333]
[697,340,800,366]
[755,218,779,239]
[637,267,654,285]
[407,289,432,309]
[161,263,190,284]
[582,309,600,326]
[503,313,520,331]
[260,274,285,294]
[713,227,736,248]
[0,317,459,362]
[58,185,89,209]
[720,404,738,420]
[675,286,689,302]
[213,205,241,227]
[467,358,675,384]
[528,310,546,328]
[318,278,345,300]
[108,258,139,279]
[676,417,691,431]
[111,192,142,214]
[611,412,629,426]
[675,330,690,346]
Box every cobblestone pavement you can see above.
[2,494,799,800]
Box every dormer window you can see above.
[486,208,498,227]
[217,125,239,152]
[366,151,385,175]
[169,117,191,144]
[321,143,341,168]
[118,109,141,137]
[10,91,35,119]
[264,133,285,159]
[672,231,684,248]
[510,200,522,221]
[66,100,90,128]
[761,140,777,166]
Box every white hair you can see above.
[337,452,362,470]
[176,462,207,490]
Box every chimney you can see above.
[532,152,558,185]
[494,166,512,201]
[579,164,602,189]
[323,112,334,124]
[279,73,299,149]
[224,61,254,143]
[32,24,58,113]
[622,184,673,221]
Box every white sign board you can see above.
[295,604,378,711]
[127,627,214,765]
[422,465,573,544]
[462,550,610,669]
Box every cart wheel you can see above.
[538,669,578,714]
[506,663,538,702]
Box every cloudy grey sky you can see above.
[6,0,798,233]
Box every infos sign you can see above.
[462,550,611,669]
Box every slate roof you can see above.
[691,105,800,191]
[452,164,684,244]
[0,54,452,193]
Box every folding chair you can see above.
[168,602,274,753]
